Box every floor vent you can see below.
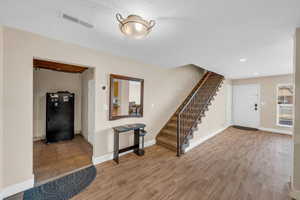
[62,13,94,29]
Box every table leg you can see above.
[134,129,145,156]
[113,130,119,164]
[134,129,140,155]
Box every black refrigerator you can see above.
[46,91,75,143]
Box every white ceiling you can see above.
[1,0,300,79]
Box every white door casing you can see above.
[87,80,95,145]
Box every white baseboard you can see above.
[1,176,34,199]
[93,139,156,166]
[185,125,229,152]
[259,127,293,135]
[290,187,300,199]
[92,153,113,165]
[144,139,156,147]
[33,136,44,141]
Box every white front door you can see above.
[232,84,260,128]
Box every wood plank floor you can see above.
[33,135,93,183]
[71,127,292,200]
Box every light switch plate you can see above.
[103,104,108,110]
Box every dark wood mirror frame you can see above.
[109,74,144,120]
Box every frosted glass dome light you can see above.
[116,14,155,39]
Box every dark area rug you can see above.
[23,165,96,200]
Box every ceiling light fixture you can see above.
[239,58,247,62]
[116,13,155,39]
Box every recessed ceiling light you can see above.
[239,58,247,62]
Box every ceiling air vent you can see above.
[62,13,94,29]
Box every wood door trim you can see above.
[33,59,89,73]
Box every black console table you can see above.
[113,123,146,164]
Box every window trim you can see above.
[276,83,293,128]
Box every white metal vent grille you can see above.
[62,13,94,29]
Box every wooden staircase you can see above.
[156,71,224,155]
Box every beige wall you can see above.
[3,27,34,187]
[293,28,300,193]
[0,26,4,195]
[189,80,232,147]
[2,26,205,189]
[33,69,83,140]
[232,75,293,132]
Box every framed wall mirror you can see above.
[109,74,144,120]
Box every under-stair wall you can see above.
[185,80,232,152]
[156,71,230,155]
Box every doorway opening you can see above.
[32,59,95,184]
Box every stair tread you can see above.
[157,135,177,152]
[161,128,177,137]
[167,121,177,127]
[157,135,177,146]
[157,141,177,152]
